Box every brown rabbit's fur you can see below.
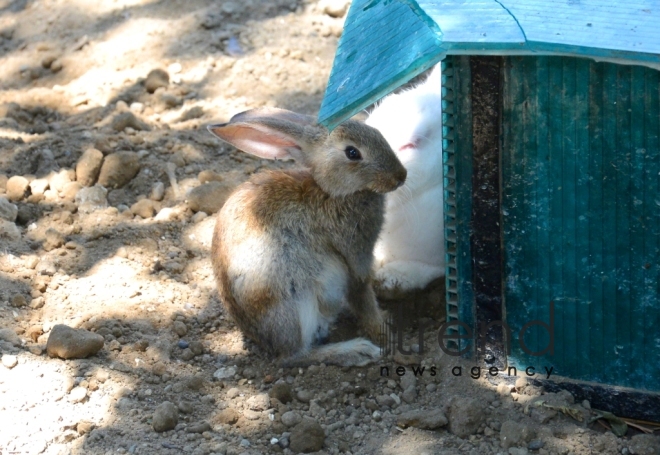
[208,109,406,366]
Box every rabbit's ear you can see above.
[208,117,308,161]
[231,107,316,127]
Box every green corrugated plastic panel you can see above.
[443,55,475,355]
[501,56,660,391]
[318,0,444,129]
[319,0,660,130]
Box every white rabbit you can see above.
[208,108,407,367]
[366,64,445,297]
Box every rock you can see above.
[396,409,448,430]
[187,421,212,433]
[111,111,149,132]
[198,170,223,184]
[76,148,104,186]
[180,348,194,361]
[213,366,237,379]
[509,448,529,455]
[150,181,165,201]
[189,341,203,355]
[131,199,156,218]
[2,354,18,369]
[269,383,293,404]
[76,421,95,435]
[46,324,104,359]
[296,390,313,403]
[145,69,169,93]
[153,401,178,432]
[0,196,18,221]
[214,408,240,425]
[61,181,83,201]
[226,387,240,399]
[97,152,140,188]
[50,169,74,193]
[179,106,204,122]
[69,386,87,403]
[402,387,418,403]
[29,178,49,196]
[11,294,26,307]
[178,401,193,414]
[527,391,581,424]
[320,0,351,18]
[376,394,395,408]
[0,328,21,346]
[289,418,325,453]
[173,321,187,337]
[528,440,545,451]
[44,228,65,250]
[6,175,29,201]
[629,434,660,455]
[281,411,302,428]
[246,393,270,411]
[0,219,20,241]
[400,372,417,391]
[448,397,485,438]
[75,185,108,213]
[500,420,536,449]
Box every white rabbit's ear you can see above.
[208,119,306,162]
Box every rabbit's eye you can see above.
[344,146,362,161]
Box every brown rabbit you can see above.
[208,108,406,367]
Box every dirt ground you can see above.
[0,1,659,454]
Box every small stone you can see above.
[178,340,189,349]
[97,152,140,189]
[178,401,194,414]
[2,354,18,369]
[246,393,270,411]
[145,69,169,94]
[0,219,20,241]
[269,383,293,404]
[131,199,156,218]
[0,196,18,221]
[629,434,660,455]
[189,341,203,355]
[319,0,351,17]
[111,111,149,132]
[96,370,110,383]
[75,185,108,213]
[397,409,448,430]
[76,148,104,187]
[150,182,165,201]
[214,408,240,425]
[153,401,178,432]
[173,321,188,337]
[198,170,223,184]
[186,421,212,433]
[296,390,313,403]
[11,294,26,308]
[179,106,204,122]
[44,228,65,250]
[180,348,194,361]
[448,397,485,438]
[500,420,536,449]
[49,169,74,193]
[376,394,395,408]
[243,409,261,420]
[29,178,49,196]
[528,440,545,451]
[226,387,240,399]
[213,366,237,380]
[289,418,325,453]
[46,324,104,359]
[6,175,29,201]
[281,411,302,427]
[69,386,88,403]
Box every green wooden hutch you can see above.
[319,0,660,420]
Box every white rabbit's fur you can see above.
[366,64,445,296]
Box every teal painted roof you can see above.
[319,0,660,129]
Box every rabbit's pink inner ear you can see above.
[209,124,300,161]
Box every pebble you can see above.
[145,69,169,93]
[2,354,18,369]
[213,366,237,379]
[173,321,188,337]
[269,383,293,404]
[198,170,223,183]
[246,393,270,411]
[69,386,88,403]
[528,440,545,451]
[296,390,313,403]
[179,106,204,122]
[448,397,485,438]
[76,148,104,187]
[150,181,165,201]
[320,0,351,17]
[281,411,302,427]
[226,387,240,399]
[186,421,212,433]
[97,151,141,189]
[186,181,234,214]
[44,227,65,250]
[214,408,239,425]
[11,294,26,308]
[500,420,536,449]
[75,185,108,213]
[76,421,95,435]
[130,199,156,218]
[0,219,20,241]
[46,324,105,359]
[178,401,194,414]
[0,196,18,221]
[289,418,325,453]
[153,401,179,432]
[189,341,204,355]
[6,175,29,201]
[177,340,189,349]
[397,409,448,430]
[29,178,49,196]
[50,169,74,193]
